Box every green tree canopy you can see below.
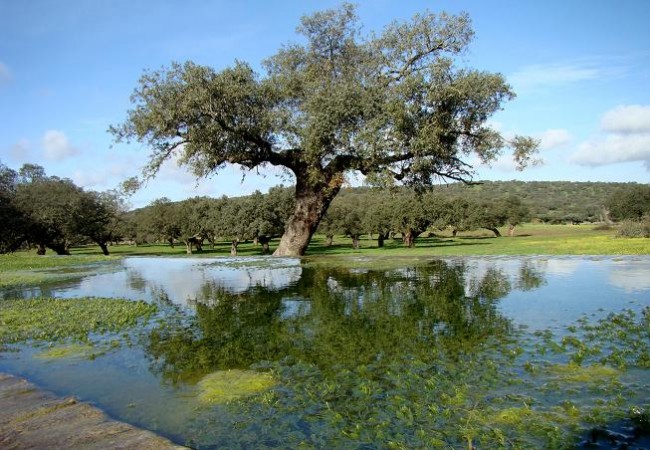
[112,4,537,256]
[606,184,650,221]
[0,162,28,253]
[70,189,125,255]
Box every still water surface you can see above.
[1,256,649,448]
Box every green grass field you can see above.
[1,224,648,289]
[305,224,650,257]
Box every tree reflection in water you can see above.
[143,259,647,449]
[146,260,521,383]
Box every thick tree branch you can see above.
[386,42,446,83]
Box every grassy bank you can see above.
[0,225,648,288]
[67,224,648,257]
[0,254,120,289]
[306,224,650,257]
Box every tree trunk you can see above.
[452,228,458,237]
[351,235,360,249]
[36,243,46,255]
[404,229,416,248]
[325,234,334,247]
[258,236,271,254]
[377,234,384,248]
[168,238,174,248]
[98,241,110,256]
[508,224,516,237]
[484,227,501,237]
[273,178,340,256]
[230,240,239,256]
[48,243,70,255]
[185,241,193,254]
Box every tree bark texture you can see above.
[273,180,340,256]
[258,235,271,255]
[403,229,416,248]
[230,240,239,256]
[484,227,501,237]
[98,242,110,256]
[48,243,70,255]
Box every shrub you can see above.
[616,217,650,238]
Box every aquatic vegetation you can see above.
[534,307,650,369]
[0,254,117,288]
[197,370,276,404]
[630,405,650,432]
[35,343,99,360]
[1,257,648,449]
[0,297,157,345]
[546,363,620,383]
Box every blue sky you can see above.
[1,0,649,208]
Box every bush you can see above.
[592,224,613,231]
[616,218,650,238]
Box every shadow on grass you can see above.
[73,235,499,259]
[72,244,271,258]
[305,237,492,256]
[457,236,498,240]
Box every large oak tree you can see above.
[111,4,537,256]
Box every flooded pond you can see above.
[1,256,649,449]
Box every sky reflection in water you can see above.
[1,256,649,448]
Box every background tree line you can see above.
[0,162,126,255]
[2,159,648,255]
[122,186,295,255]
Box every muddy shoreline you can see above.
[0,373,186,449]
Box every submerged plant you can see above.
[0,297,157,345]
[35,343,99,360]
[546,363,620,383]
[197,369,276,404]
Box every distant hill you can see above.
[338,180,645,223]
[133,180,646,224]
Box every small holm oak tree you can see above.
[111,4,537,256]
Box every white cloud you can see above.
[158,155,197,184]
[0,62,11,85]
[9,139,32,161]
[486,121,503,132]
[608,266,650,293]
[570,134,650,167]
[544,259,580,277]
[601,105,650,134]
[509,62,602,92]
[473,152,519,173]
[41,130,79,161]
[571,105,650,169]
[72,170,109,188]
[538,129,571,150]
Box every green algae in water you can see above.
[197,370,276,404]
[0,297,157,345]
[547,363,620,383]
[35,343,99,360]
[2,258,649,449]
